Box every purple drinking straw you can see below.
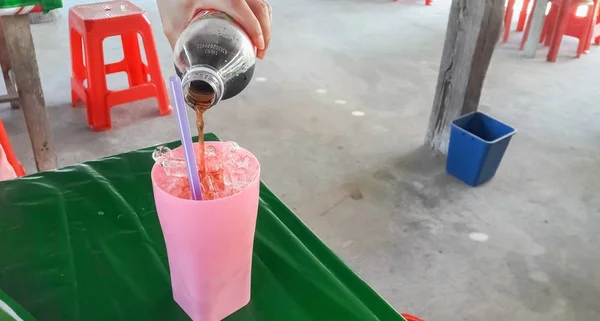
[169,76,203,200]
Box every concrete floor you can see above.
[2,0,600,320]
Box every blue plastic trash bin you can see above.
[446,111,516,186]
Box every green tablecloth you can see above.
[0,289,35,321]
[0,0,61,12]
[0,133,404,321]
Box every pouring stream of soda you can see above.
[184,81,216,178]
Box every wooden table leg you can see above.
[1,15,57,171]
[0,20,20,109]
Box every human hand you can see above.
[157,0,272,59]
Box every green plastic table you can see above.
[0,1,61,15]
[0,134,405,321]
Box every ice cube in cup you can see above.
[162,158,188,178]
[152,146,189,178]
[154,141,258,200]
[152,146,172,162]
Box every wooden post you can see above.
[0,20,20,109]
[2,15,58,171]
[425,0,504,154]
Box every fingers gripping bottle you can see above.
[174,10,256,109]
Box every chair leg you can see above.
[547,0,573,62]
[517,0,532,31]
[139,25,172,116]
[84,38,111,130]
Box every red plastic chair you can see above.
[0,119,26,177]
[69,1,172,131]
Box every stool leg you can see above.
[577,7,594,57]
[121,32,146,87]
[541,7,552,45]
[544,5,558,46]
[504,0,516,43]
[70,27,85,107]
[584,2,600,51]
[576,37,586,57]
[0,120,26,177]
[517,0,532,31]
[85,38,111,130]
[139,27,172,116]
[520,0,537,49]
[547,0,573,62]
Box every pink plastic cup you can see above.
[151,142,260,321]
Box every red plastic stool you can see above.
[393,0,432,5]
[546,0,600,59]
[521,0,597,60]
[402,314,425,321]
[0,119,26,177]
[503,0,532,43]
[69,1,172,131]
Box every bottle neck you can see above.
[181,66,225,108]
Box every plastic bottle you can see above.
[174,10,256,109]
